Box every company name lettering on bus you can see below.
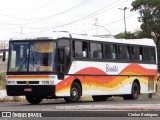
[106,64,118,72]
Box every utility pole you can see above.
[119,7,129,39]
[94,18,99,35]
[21,27,22,34]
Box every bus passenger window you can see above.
[97,43,102,59]
[127,46,131,60]
[119,45,128,61]
[90,43,102,59]
[133,46,140,61]
[111,45,117,60]
[139,47,143,61]
[150,48,156,62]
[82,42,88,58]
[105,44,117,60]
[105,44,111,59]
[144,47,156,62]
[74,41,82,58]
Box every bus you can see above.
[5,33,158,104]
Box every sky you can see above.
[0,0,141,40]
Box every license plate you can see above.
[24,88,32,92]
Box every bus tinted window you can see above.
[74,41,82,58]
[105,44,117,60]
[144,47,156,62]
[150,48,156,62]
[144,47,150,62]
[127,46,131,60]
[132,46,139,61]
[82,42,88,58]
[132,46,143,61]
[58,39,70,47]
[119,45,128,61]
[90,43,102,59]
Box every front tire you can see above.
[26,95,43,104]
[64,82,81,103]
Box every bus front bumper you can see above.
[6,85,55,97]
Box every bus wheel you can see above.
[64,82,81,103]
[25,95,43,104]
[131,82,139,99]
[92,96,107,101]
[123,82,140,100]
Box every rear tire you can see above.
[64,82,81,103]
[26,95,43,104]
[92,96,107,101]
[123,82,140,100]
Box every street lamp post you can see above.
[119,7,129,39]
[93,24,113,36]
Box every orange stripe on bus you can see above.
[7,75,49,79]
[56,64,157,93]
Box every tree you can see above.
[131,0,160,46]
[131,0,160,71]
[115,32,136,39]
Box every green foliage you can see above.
[135,31,148,39]
[115,32,136,39]
[131,0,160,45]
[115,31,148,39]
[131,0,160,70]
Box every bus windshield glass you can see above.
[8,41,56,72]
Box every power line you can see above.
[76,12,138,34]
[0,0,90,29]
[27,0,128,30]
[17,0,126,28]
[0,0,90,21]
[0,0,130,33]
[0,12,138,34]
[0,27,21,34]
[2,0,57,16]
[0,0,123,26]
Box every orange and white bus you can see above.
[5,33,158,104]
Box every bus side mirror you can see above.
[2,50,6,62]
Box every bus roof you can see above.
[71,34,155,46]
[10,32,156,47]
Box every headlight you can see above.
[49,81,54,85]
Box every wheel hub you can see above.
[71,89,77,97]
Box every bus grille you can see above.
[17,81,39,84]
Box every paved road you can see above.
[0,99,160,119]
[0,98,160,111]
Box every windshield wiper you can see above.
[17,58,28,72]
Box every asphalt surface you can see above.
[0,98,160,111]
[0,99,160,119]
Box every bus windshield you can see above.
[8,41,56,72]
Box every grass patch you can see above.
[0,96,26,103]
[80,96,92,101]
[0,72,6,89]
